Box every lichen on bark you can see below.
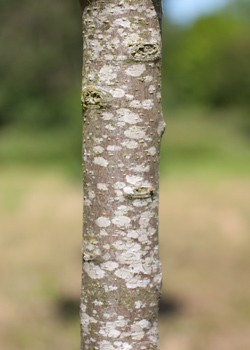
[80,0,165,349]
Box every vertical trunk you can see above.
[80,1,165,349]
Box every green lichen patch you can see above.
[114,286,159,312]
[131,43,160,62]
[84,280,109,308]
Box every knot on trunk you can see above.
[82,87,111,110]
[130,42,160,62]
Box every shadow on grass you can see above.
[159,295,183,317]
[56,297,80,321]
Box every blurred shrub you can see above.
[0,0,82,129]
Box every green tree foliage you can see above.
[0,0,249,133]
[162,0,250,110]
[0,0,81,128]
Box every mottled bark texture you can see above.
[80,1,165,349]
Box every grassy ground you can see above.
[1,109,250,349]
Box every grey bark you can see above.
[79,1,165,349]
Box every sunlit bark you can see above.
[80,1,165,349]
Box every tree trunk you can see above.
[79,1,165,349]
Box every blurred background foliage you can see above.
[163,1,250,109]
[1,1,250,350]
[0,0,249,174]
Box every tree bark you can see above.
[80,1,165,349]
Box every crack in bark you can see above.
[125,187,155,200]
[152,0,162,29]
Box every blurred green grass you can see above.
[160,108,250,177]
[1,107,249,179]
